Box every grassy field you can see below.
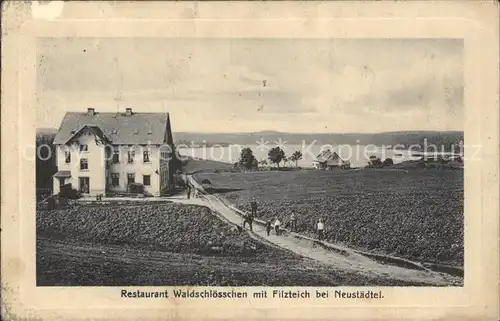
[37,202,419,286]
[179,156,234,174]
[193,169,464,267]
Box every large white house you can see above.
[52,108,177,196]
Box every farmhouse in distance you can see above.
[52,108,177,197]
[312,149,351,170]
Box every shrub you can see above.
[382,158,394,166]
[58,184,82,199]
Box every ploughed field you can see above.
[193,169,464,267]
[37,202,418,286]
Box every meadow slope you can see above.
[193,169,464,267]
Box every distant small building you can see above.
[312,149,350,170]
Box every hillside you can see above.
[36,128,464,151]
[173,131,463,151]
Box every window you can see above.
[79,177,90,193]
[143,151,150,163]
[80,158,88,170]
[143,175,151,186]
[111,173,120,187]
[128,150,135,164]
[127,173,135,185]
[112,150,119,164]
[65,151,71,163]
[79,144,88,152]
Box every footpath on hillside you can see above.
[185,176,462,286]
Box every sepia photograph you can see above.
[35,37,465,287]
[2,1,499,320]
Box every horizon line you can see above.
[36,127,464,135]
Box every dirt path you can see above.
[185,177,462,286]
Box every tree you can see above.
[251,158,259,169]
[268,147,285,169]
[36,133,57,188]
[238,148,256,170]
[259,159,268,167]
[290,150,303,167]
[382,158,394,166]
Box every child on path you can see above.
[274,217,281,236]
[289,213,297,232]
[317,218,324,241]
[250,197,258,217]
[243,212,254,231]
[265,220,272,236]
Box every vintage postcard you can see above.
[1,1,499,320]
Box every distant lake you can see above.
[177,144,434,168]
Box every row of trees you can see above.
[367,156,393,168]
[36,133,57,188]
[237,147,303,170]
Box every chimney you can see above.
[125,108,133,116]
[87,108,95,116]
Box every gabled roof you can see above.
[64,125,112,145]
[314,149,342,163]
[53,111,171,145]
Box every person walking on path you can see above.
[250,197,258,217]
[265,220,272,236]
[274,217,281,236]
[187,184,191,199]
[289,213,297,232]
[317,218,324,241]
[243,211,254,231]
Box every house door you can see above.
[79,177,90,193]
[58,178,65,187]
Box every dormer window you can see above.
[79,144,88,152]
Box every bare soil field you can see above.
[37,202,422,286]
[193,169,464,267]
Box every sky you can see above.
[36,38,463,133]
